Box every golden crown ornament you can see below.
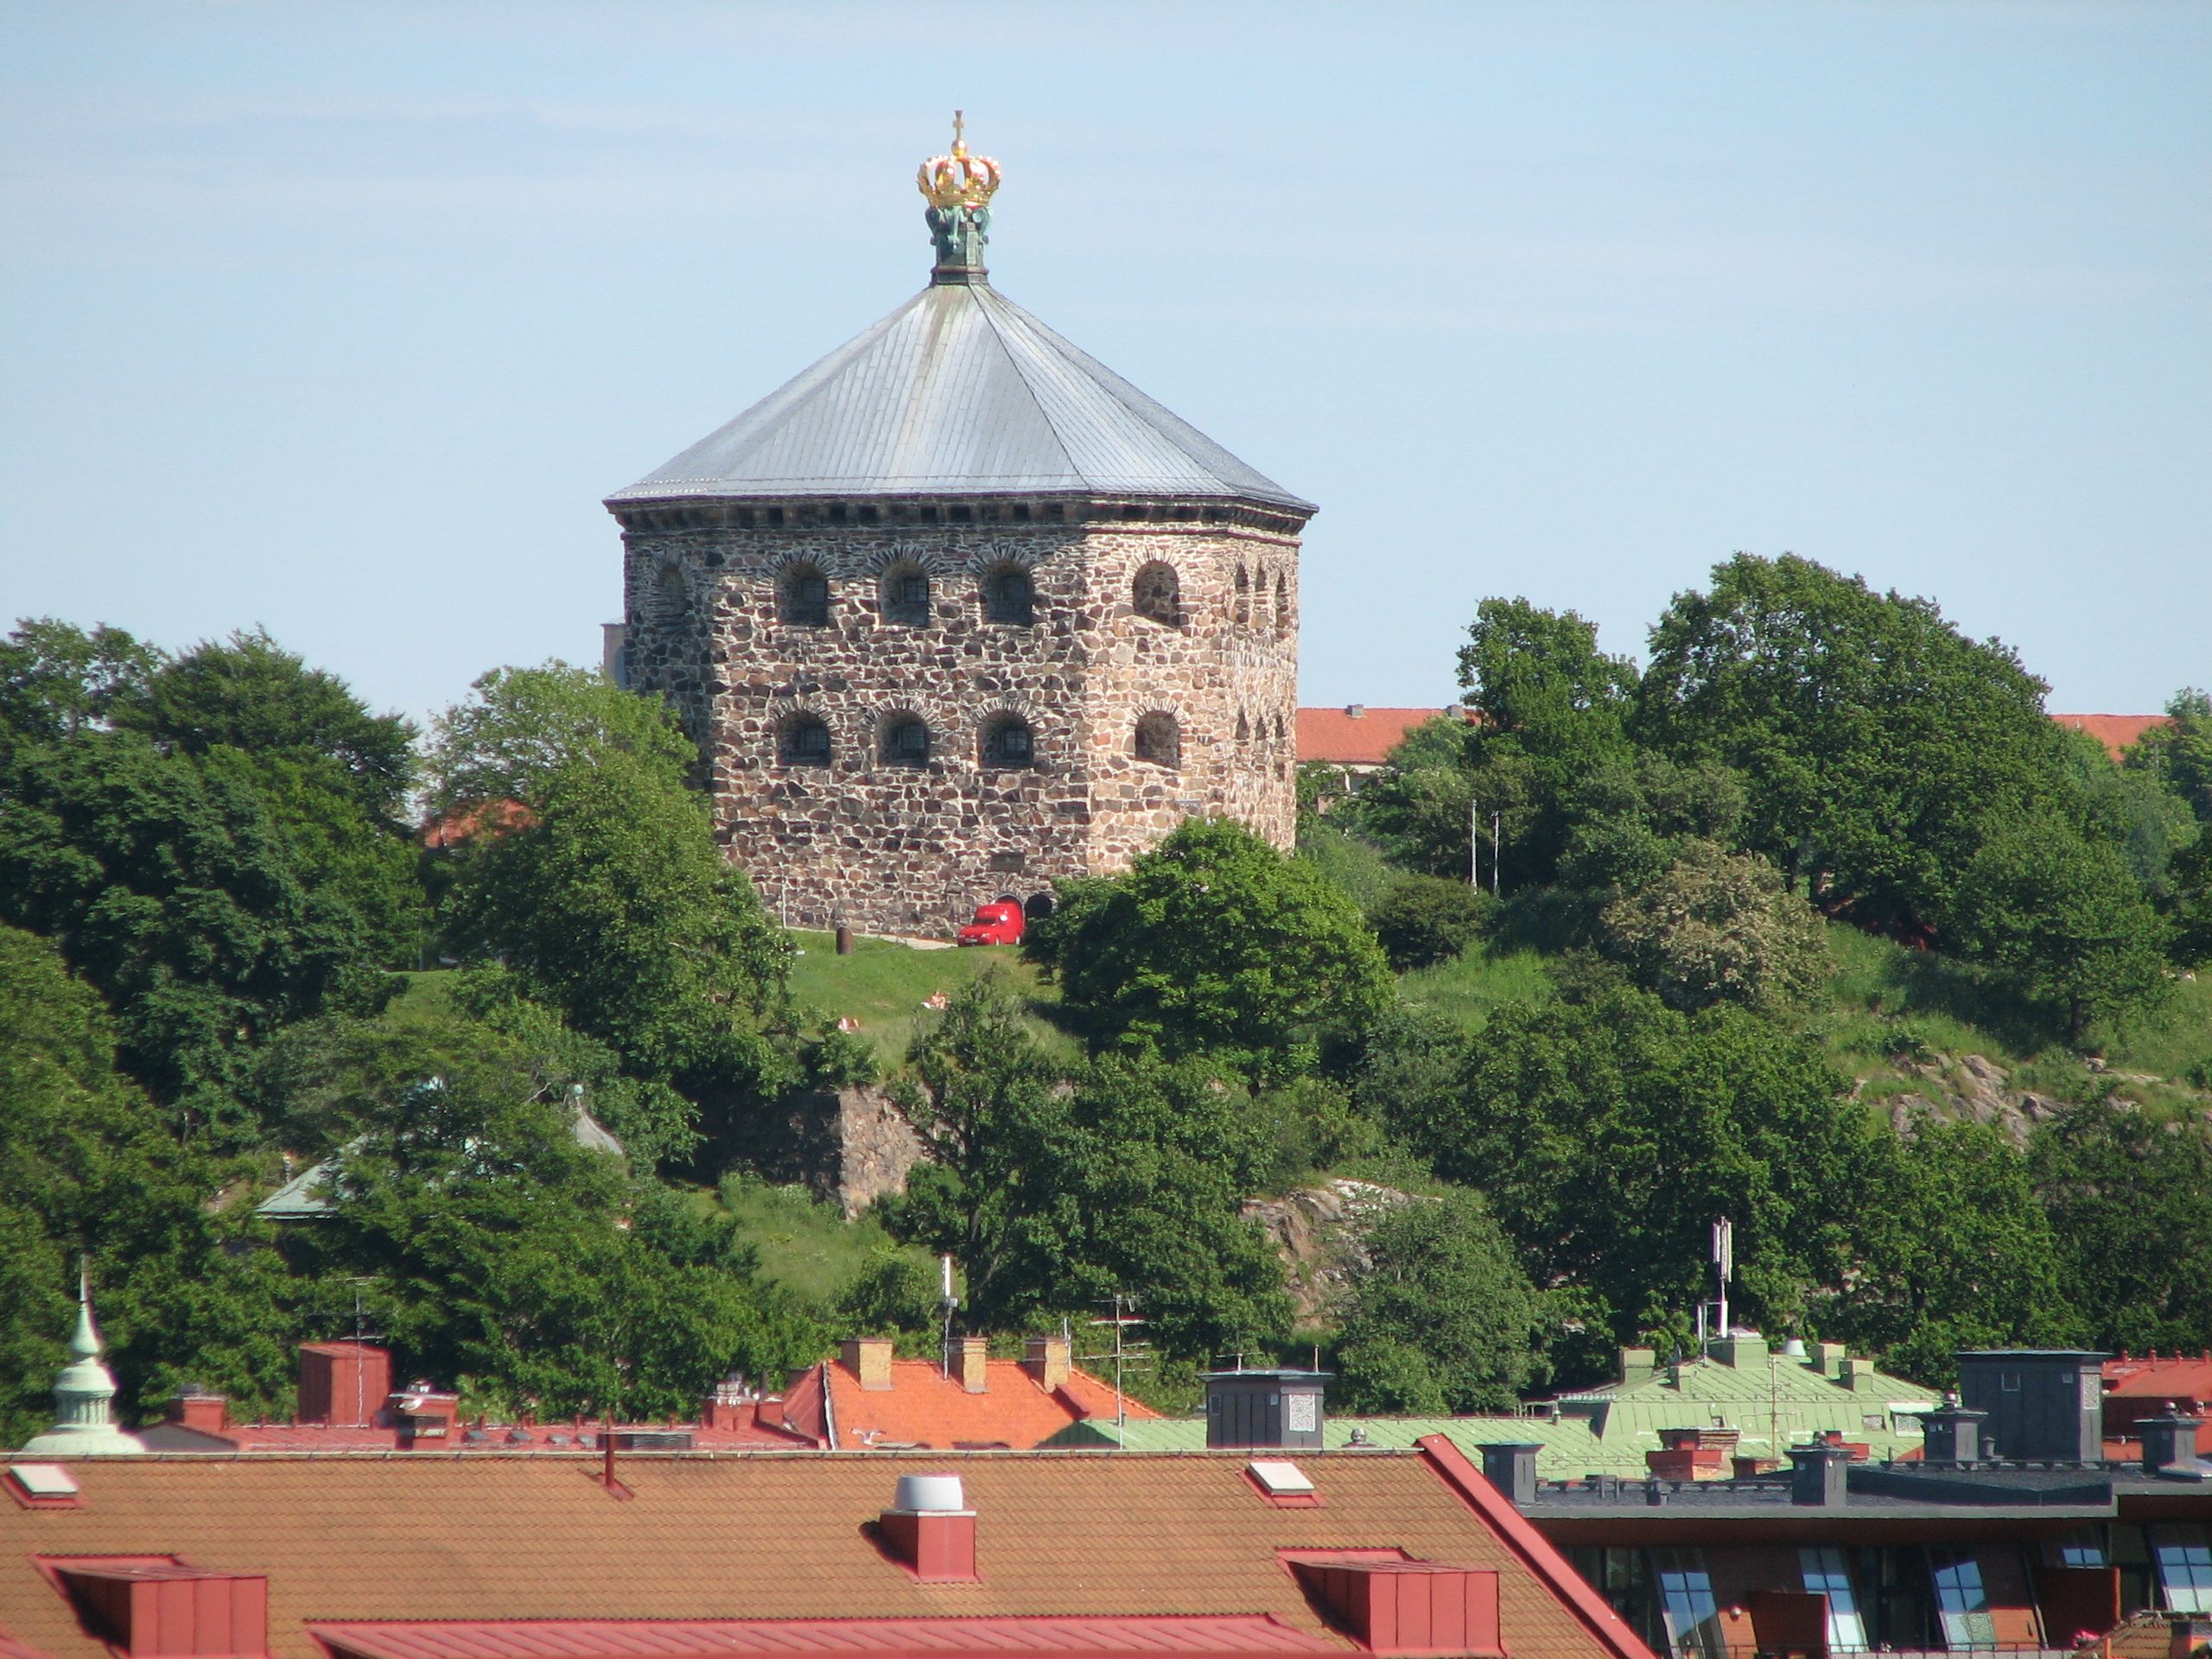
[917,110,1002,209]
[919,111,999,283]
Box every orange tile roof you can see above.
[0,1450,1650,1659]
[2050,714,2172,761]
[1296,709,1466,768]
[801,1358,1159,1450]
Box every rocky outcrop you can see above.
[1241,1179,1422,1323]
[722,1084,926,1218]
[1887,1052,2090,1147]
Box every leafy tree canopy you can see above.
[1333,1189,1552,1413]
[1634,554,2075,940]
[271,1007,821,1418]
[884,979,1290,1367]
[1821,1114,2082,1387]
[1595,837,1832,1016]
[1386,986,1878,1348]
[1028,817,1389,1082]
[425,661,695,813]
[1955,819,2171,1045]
[2126,688,2212,826]
[2030,1095,2212,1354]
[1368,874,1491,972]
[0,925,293,1444]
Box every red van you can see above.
[957,900,1025,947]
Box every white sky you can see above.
[3,2,2206,728]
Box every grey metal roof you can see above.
[607,281,1313,515]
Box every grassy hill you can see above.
[785,930,1070,1065]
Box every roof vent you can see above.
[880,1472,977,1581]
[893,1472,967,1514]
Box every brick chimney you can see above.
[756,1395,786,1429]
[841,1337,893,1391]
[701,1375,755,1432]
[957,1337,988,1394]
[1023,1335,1071,1391]
[298,1341,391,1427]
[389,1382,460,1446]
[163,1386,229,1434]
[879,1473,978,1582]
[1918,1395,1987,1463]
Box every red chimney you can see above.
[298,1341,391,1427]
[164,1388,230,1433]
[879,1474,979,1582]
[702,1376,756,1432]
[756,1395,786,1430]
[389,1382,460,1446]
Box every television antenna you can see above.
[1081,1294,1153,1437]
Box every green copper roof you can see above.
[1047,1340,1941,1480]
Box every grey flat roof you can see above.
[607,280,1313,515]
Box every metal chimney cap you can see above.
[893,1472,969,1515]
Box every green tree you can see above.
[2167,831,2212,967]
[0,925,293,1443]
[121,629,418,822]
[0,728,386,1118]
[1333,1189,1551,1413]
[1369,874,1491,971]
[2126,689,2212,825]
[1028,817,1390,1081]
[1595,838,1831,1015]
[1395,987,1878,1344]
[271,1008,820,1416]
[425,661,696,813]
[2030,1096,2212,1354]
[885,979,1290,1365]
[1352,600,1637,883]
[1823,1116,2082,1386]
[439,734,793,1121]
[1954,819,2171,1044]
[1635,554,2075,940]
[0,619,163,745]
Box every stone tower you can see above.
[606,120,1314,938]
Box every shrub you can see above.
[1370,875,1492,971]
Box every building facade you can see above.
[606,124,1313,937]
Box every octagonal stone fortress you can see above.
[606,123,1314,937]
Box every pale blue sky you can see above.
[3,2,2206,729]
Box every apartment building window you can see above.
[1929,1551,1998,1648]
[2152,1525,2212,1614]
[1802,1548,1870,1650]
[1654,1549,1724,1659]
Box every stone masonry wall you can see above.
[616,503,1301,938]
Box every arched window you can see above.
[1234,565,1251,626]
[779,714,831,767]
[1134,712,1180,768]
[1274,572,1290,637]
[880,563,930,627]
[880,715,931,767]
[981,715,1037,769]
[1132,563,1180,626]
[1023,892,1057,922]
[982,563,1034,626]
[779,564,830,627]
[1273,714,1287,743]
[1236,709,1250,741]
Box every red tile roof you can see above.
[1296,709,1466,768]
[313,1615,1338,1658]
[2051,715,2172,761]
[786,1358,1158,1451]
[0,1451,1652,1659]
